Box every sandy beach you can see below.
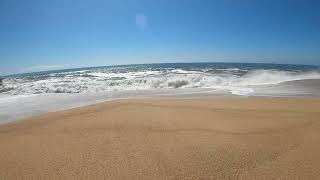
[1,97,320,179]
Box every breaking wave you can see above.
[1,65,320,96]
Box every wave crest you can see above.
[1,67,320,96]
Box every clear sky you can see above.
[0,0,319,75]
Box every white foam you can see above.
[237,70,320,86]
[1,67,320,123]
[1,69,320,96]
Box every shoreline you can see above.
[1,94,319,125]
[0,88,234,124]
[1,97,320,179]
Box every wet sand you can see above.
[1,97,320,179]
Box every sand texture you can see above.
[1,97,320,179]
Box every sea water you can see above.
[1,62,320,123]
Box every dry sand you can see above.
[1,97,320,180]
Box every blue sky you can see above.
[0,0,319,75]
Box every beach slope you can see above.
[1,98,320,179]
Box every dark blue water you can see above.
[5,62,319,79]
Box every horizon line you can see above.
[2,61,319,77]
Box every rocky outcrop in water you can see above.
[0,78,2,86]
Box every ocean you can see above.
[1,62,320,123]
